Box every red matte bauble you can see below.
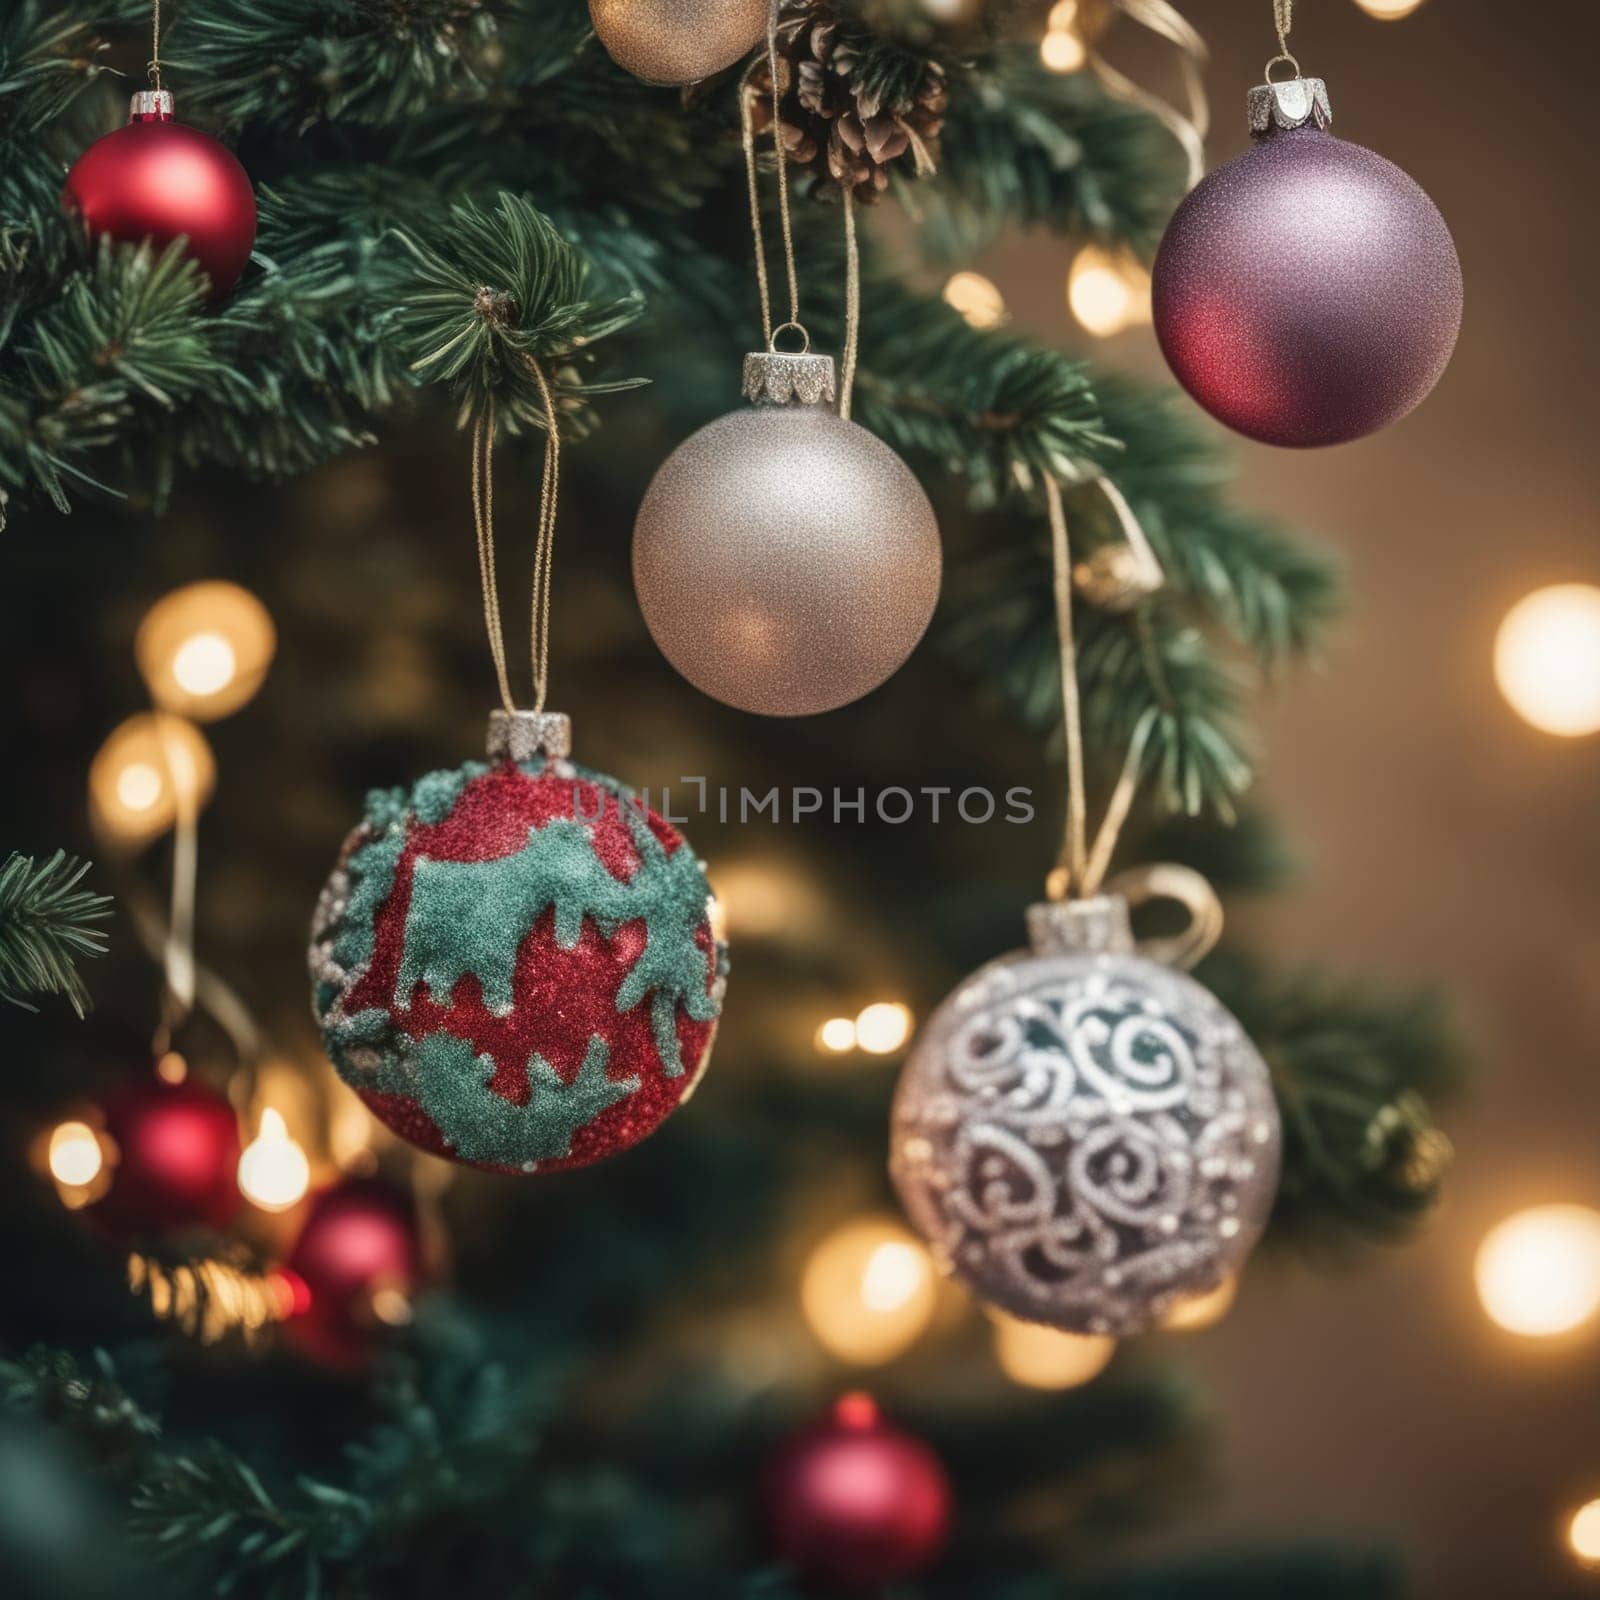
[93,1074,241,1241]
[766,1394,951,1589]
[63,106,256,299]
[1152,122,1461,448]
[283,1178,422,1370]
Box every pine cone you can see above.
[748,4,946,204]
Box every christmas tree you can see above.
[0,2,1462,1595]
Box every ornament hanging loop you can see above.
[769,320,811,356]
[1105,862,1224,970]
[148,0,162,90]
[1265,0,1300,83]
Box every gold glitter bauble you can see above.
[589,0,769,86]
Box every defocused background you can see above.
[966,1,1600,1594]
[3,2,1599,1596]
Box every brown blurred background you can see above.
[969,1,1600,1594]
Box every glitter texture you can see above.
[1152,112,1462,448]
[632,365,941,717]
[588,0,768,87]
[310,758,726,1174]
[890,897,1280,1335]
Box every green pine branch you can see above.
[0,850,110,1016]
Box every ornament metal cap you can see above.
[741,350,838,409]
[129,89,176,123]
[1026,896,1135,957]
[486,709,571,762]
[1247,77,1331,135]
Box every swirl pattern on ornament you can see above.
[891,949,1280,1336]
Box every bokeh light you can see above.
[854,1002,913,1055]
[1040,28,1087,73]
[48,1121,104,1187]
[943,270,1007,330]
[1569,1499,1600,1567]
[1068,244,1152,338]
[237,1108,312,1213]
[1476,1205,1600,1337]
[991,1313,1115,1389]
[89,713,216,845]
[801,1216,938,1365]
[1353,0,1426,18]
[1163,1275,1238,1332]
[1494,584,1600,737]
[136,580,276,721]
[815,1017,857,1053]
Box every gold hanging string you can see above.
[740,2,808,351]
[470,397,517,716]
[469,370,563,716]
[1090,0,1210,193]
[154,712,196,1042]
[839,189,860,420]
[527,361,561,715]
[149,0,162,89]
[1267,0,1300,80]
[1044,476,1165,903]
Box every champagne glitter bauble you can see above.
[589,0,768,86]
[309,712,727,1174]
[63,91,256,300]
[1152,78,1461,448]
[890,895,1280,1335]
[633,351,941,716]
[766,1393,951,1588]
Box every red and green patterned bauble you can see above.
[309,712,727,1174]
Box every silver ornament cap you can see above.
[1247,76,1332,135]
[890,892,1282,1336]
[486,709,572,762]
[741,350,838,409]
[129,88,176,122]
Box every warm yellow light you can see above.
[1040,29,1087,73]
[1048,0,1080,26]
[1494,584,1600,737]
[115,762,164,813]
[816,1017,857,1053]
[136,580,275,721]
[991,1313,1115,1389]
[1476,1205,1600,1337]
[172,631,238,696]
[801,1217,937,1366]
[1353,0,1425,18]
[1068,245,1152,338]
[854,1002,912,1056]
[155,1050,188,1085]
[943,271,1007,331]
[237,1108,312,1213]
[49,1121,105,1187]
[371,1287,414,1327]
[1570,1499,1600,1567]
[89,713,216,845]
[1163,1274,1238,1331]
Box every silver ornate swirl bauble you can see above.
[632,375,941,717]
[588,0,769,87]
[890,928,1281,1335]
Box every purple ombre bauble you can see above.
[1152,76,1462,449]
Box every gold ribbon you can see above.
[1089,0,1211,193]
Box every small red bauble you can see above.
[282,1177,422,1371]
[765,1393,952,1590]
[93,1068,242,1241]
[63,90,256,300]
